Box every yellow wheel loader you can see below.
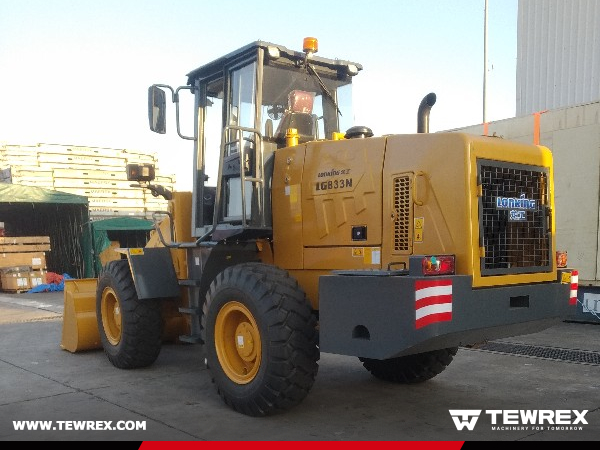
[62,38,578,416]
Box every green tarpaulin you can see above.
[0,184,156,278]
[0,183,88,205]
[0,183,89,277]
[82,217,154,277]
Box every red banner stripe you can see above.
[416,294,452,310]
[141,442,465,450]
[416,312,453,329]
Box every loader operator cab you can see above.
[148,38,362,242]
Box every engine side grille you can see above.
[479,161,551,275]
[393,175,412,253]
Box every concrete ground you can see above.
[0,290,599,441]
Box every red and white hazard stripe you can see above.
[415,279,453,329]
[570,270,579,306]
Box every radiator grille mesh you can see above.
[393,175,411,253]
[479,162,551,275]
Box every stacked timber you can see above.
[0,236,49,293]
[0,143,176,220]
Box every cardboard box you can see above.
[29,269,47,288]
[1,269,31,292]
[0,252,46,269]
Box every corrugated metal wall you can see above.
[517,0,600,115]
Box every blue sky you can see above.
[0,0,518,189]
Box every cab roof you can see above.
[186,40,363,85]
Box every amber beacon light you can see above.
[303,37,318,54]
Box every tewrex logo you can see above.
[449,410,588,431]
[449,410,482,431]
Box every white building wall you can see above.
[517,0,600,115]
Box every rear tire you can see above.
[360,347,458,383]
[96,259,163,369]
[201,263,319,416]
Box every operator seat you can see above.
[274,90,318,147]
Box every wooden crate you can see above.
[0,237,49,271]
[0,268,31,292]
[0,252,47,269]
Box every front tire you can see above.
[360,347,458,383]
[96,259,163,369]
[201,263,319,416]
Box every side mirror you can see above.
[148,86,166,134]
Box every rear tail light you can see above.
[556,250,568,268]
[570,270,579,306]
[421,255,455,276]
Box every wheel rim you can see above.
[215,301,262,384]
[101,287,122,346]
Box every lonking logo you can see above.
[495,193,537,210]
[449,409,588,432]
[495,193,537,222]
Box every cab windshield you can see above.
[260,62,354,145]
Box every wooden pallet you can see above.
[1,143,177,221]
[0,243,51,252]
[0,236,50,245]
[89,206,147,216]
[0,267,47,293]
[58,187,145,199]
[37,153,126,167]
[53,167,128,180]
[53,178,139,190]
[13,180,55,190]
[0,155,40,166]
[88,197,145,208]
[3,166,53,177]
[10,176,55,185]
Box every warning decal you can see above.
[415,279,453,329]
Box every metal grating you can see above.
[479,161,551,275]
[393,175,411,253]
[473,342,600,366]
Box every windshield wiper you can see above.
[306,64,342,117]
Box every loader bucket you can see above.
[60,278,102,353]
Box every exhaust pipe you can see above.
[417,92,437,133]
